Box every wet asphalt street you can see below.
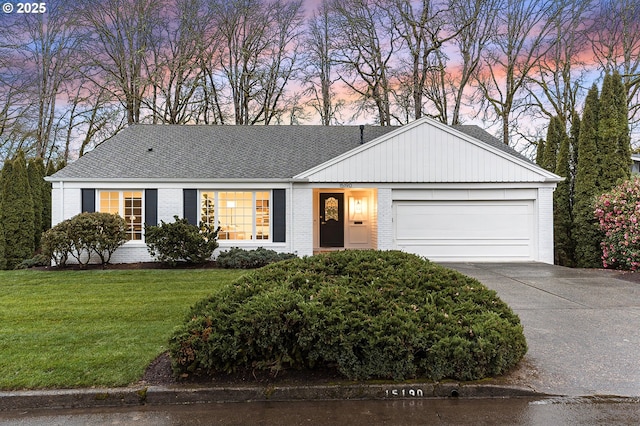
[3,397,640,425]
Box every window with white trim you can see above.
[200,191,270,240]
[99,191,143,241]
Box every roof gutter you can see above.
[543,176,565,183]
[45,177,309,183]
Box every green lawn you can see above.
[0,268,246,390]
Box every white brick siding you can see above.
[50,184,297,265]
[376,188,393,250]
[291,186,313,256]
[370,189,378,249]
[107,244,153,263]
[51,185,81,225]
[537,186,555,264]
[50,181,557,265]
[158,188,183,223]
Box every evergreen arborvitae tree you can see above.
[0,160,12,270]
[0,165,5,270]
[598,71,631,190]
[569,111,580,189]
[27,158,46,250]
[573,84,603,268]
[1,151,35,269]
[542,117,562,172]
[43,161,56,234]
[535,139,545,166]
[0,217,5,269]
[612,70,631,177]
[554,118,573,266]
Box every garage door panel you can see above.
[393,200,534,261]
[396,206,531,239]
[398,241,532,260]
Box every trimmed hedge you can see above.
[216,247,297,269]
[169,250,527,381]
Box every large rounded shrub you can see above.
[169,250,526,381]
[41,212,127,266]
[595,176,640,270]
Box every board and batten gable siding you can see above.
[296,118,556,184]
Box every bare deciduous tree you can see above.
[0,1,82,160]
[79,0,164,124]
[448,0,500,125]
[145,0,215,124]
[23,1,83,158]
[387,0,480,123]
[302,0,343,125]
[526,0,592,126]
[60,80,126,161]
[0,63,32,160]
[474,0,560,145]
[589,0,640,126]
[210,0,304,125]
[329,0,398,125]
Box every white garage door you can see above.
[393,200,535,261]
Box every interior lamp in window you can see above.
[348,196,367,221]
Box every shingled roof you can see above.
[50,123,525,181]
[452,125,533,164]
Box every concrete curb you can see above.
[0,383,546,411]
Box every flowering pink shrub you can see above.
[594,177,640,270]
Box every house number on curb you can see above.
[385,388,424,397]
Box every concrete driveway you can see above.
[443,262,640,397]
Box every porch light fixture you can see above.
[348,196,367,221]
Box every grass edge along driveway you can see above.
[0,269,245,390]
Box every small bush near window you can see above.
[595,176,640,270]
[41,212,127,267]
[145,216,219,267]
[216,247,297,269]
[169,250,527,382]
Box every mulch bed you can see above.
[611,270,640,284]
[36,261,220,271]
[140,352,346,387]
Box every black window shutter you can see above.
[183,189,198,225]
[81,189,95,213]
[272,189,286,242]
[145,189,158,227]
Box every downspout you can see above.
[360,125,364,145]
[59,180,64,224]
[289,180,294,255]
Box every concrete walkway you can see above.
[443,262,640,397]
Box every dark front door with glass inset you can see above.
[319,192,344,247]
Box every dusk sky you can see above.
[0,0,638,161]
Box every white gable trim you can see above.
[295,117,561,183]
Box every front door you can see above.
[319,193,344,247]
